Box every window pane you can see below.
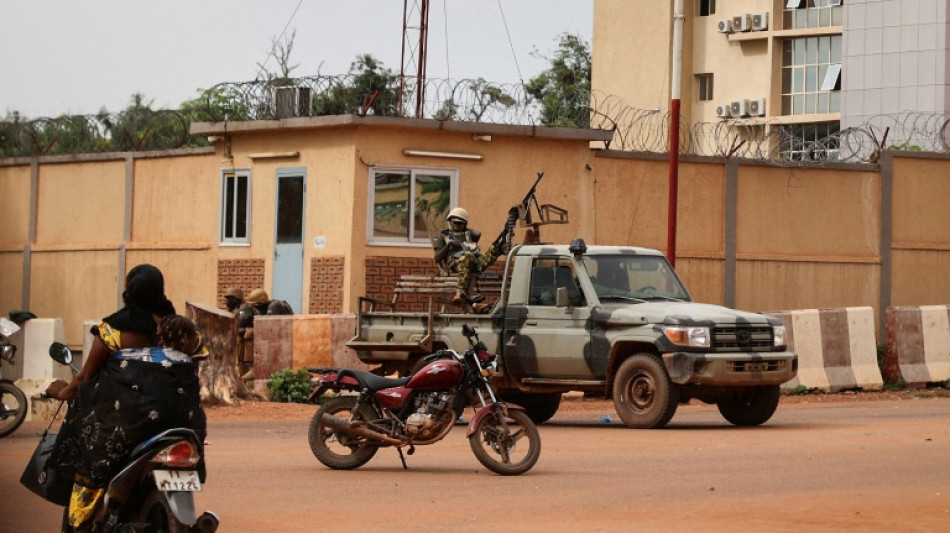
[832,6,843,25]
[793,94,804,114]
[223,174,235,239]
[793,66,804,93]
[806,65,818,92]
[235,174,248,239]
[276,176,303,243]
[819,37,830,63]
[373,172,410,239]
[806,37,818,64]
[805,93,817,114]
[412,174,451,241]
[794,39,806,64]
[818,92,830,112]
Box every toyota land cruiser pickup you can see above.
[347,239,798,429]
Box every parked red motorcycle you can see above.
[307,325,541,475]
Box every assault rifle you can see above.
[492,172,546,252]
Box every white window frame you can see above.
[366,166,459,247]
[220,168,252,246]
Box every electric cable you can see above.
[496,0,524,84]
[255,0,305,80]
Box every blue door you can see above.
[273,169,305,313]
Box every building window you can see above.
[784,0,843,29]
[220,169,251,245]
[368,167,458,245]
[696,74,714,101]
[779,121,840,161]
[781,35,842,115]
[698,0,716,16]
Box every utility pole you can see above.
[399,0,430,118]
[667,0,684,268]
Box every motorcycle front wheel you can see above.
[0,382,27,438]
[308,396,379,470]
[469,408,541,476]
[138,490,191,533]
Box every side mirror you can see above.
[556,287,572,310]
[461,324,476,338]
[49,342,73,366]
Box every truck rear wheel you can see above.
[612,353,678,429]
[499,391,562,424]
[717,385,780,426]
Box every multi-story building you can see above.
[593,1,948,159]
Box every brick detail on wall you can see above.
[217,258,266,309]
[310,256,345,314]
[365,255,506,312]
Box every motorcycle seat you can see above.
[337,368,411,392]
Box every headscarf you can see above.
[102,264,176,334]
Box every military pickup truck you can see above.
[348,239,797,429]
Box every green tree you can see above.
[524,33,592,128]
[467,78,517,123]
[0,112,26,157]
[180,86,254,129]
[312,54,399,116]
[101,93,188,151]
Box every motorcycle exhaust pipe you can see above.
[321,413,403,446]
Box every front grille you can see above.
[713,325,773,351]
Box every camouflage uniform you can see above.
[433,207,501,300]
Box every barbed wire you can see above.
[3,74,949,165]
[0,110,200,157]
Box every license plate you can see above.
[153,470,201,492]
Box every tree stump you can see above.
[186,301,264,405]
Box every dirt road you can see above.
[2,393,949,532]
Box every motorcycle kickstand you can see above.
[396,444,415,470]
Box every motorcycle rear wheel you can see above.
[0,382,27,438]
[138,490,190,533]
[469,408,541,475]
[309,396,379,470]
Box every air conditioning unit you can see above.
[717,19,733,33]
[715,104,731,118]
[732,14,752,32]
[730,99,750,118]
[751,12,769,31]
[272,86,313,119]
[748,98,767,117]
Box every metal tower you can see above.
[399,0,429,118]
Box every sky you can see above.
[0,1,593,119]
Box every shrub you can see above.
[267,368,313,403]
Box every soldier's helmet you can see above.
[446,207,469,223]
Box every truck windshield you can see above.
[581,255,691,302]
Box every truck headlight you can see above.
[772,325,786,347]
[662,326,711,348]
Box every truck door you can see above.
[506,258,594,379]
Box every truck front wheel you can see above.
[716,385,780,426]
[612,354,678,429]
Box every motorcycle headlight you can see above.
[662,326,711,348]
[772,325,786,347]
